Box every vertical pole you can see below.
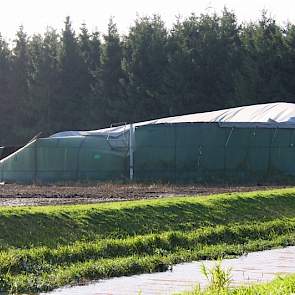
[76,137,87,181]
[129,123,134,181]
[174,124,177,183]
[33,139,37,184]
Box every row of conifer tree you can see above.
[1,9,295,144]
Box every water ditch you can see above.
[44,246,295,295]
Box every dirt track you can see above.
[0,183,288,206]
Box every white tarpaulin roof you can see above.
[51,102,295,138]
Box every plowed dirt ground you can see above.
[0,183,287,206]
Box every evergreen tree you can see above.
[124,15,168,121]
[0,11,294,145]
[89,31,102,75]
[165,16,197,115]
[29,29,61,135]
[58,17,90,130]
[11,25,33,142]
[0,34,13,144]
[79,25,102,129]
[238,12,285,103]
[280,23,295,102]
[78,23,94,88]
[97,18,126,125]
[168,10,241,114]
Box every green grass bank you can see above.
[1,188,295,293]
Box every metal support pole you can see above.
[33,140,37,184]
[129,123,134,181]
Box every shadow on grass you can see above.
[0,189,294,248]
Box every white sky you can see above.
[1,0,294,41]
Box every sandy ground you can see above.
[0,183,287,206]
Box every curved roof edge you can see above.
[51,102,295,138]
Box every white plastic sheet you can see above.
[51,102,295,138]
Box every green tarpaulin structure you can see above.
[1,102,295,183]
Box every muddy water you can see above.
[44,246,295,295]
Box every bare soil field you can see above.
[0,183,288,206]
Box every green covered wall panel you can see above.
[271,129,290,147]
[0,143,36,183]
[1,122,295,184]
[224,147,248,170]
[135,124,175,148]
[248,147,269,172]
[134,124,176,181]
[0,136,128,183]
[201,125,227,147]
[270,147,295,174]
[248,129,272,147]
[225,128,250,148]
[134,123,295,183]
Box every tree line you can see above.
[1,9,295,145]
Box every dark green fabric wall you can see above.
[134,123,295,182]
[1,123,295,183]
[0,136,128,183]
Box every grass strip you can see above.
[0,188,295,292]
[0,218,294,275]
[4,235,295,294]
[0,188,294,248]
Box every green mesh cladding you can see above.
[1,123,295,183]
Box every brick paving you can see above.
[45,246,295,295]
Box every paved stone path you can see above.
[45,246,295,295]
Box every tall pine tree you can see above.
[58,17,90,130]
[94,18,125,126]
[0,35,13,144]
[124,15,168,121]
[11,26,33,142]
